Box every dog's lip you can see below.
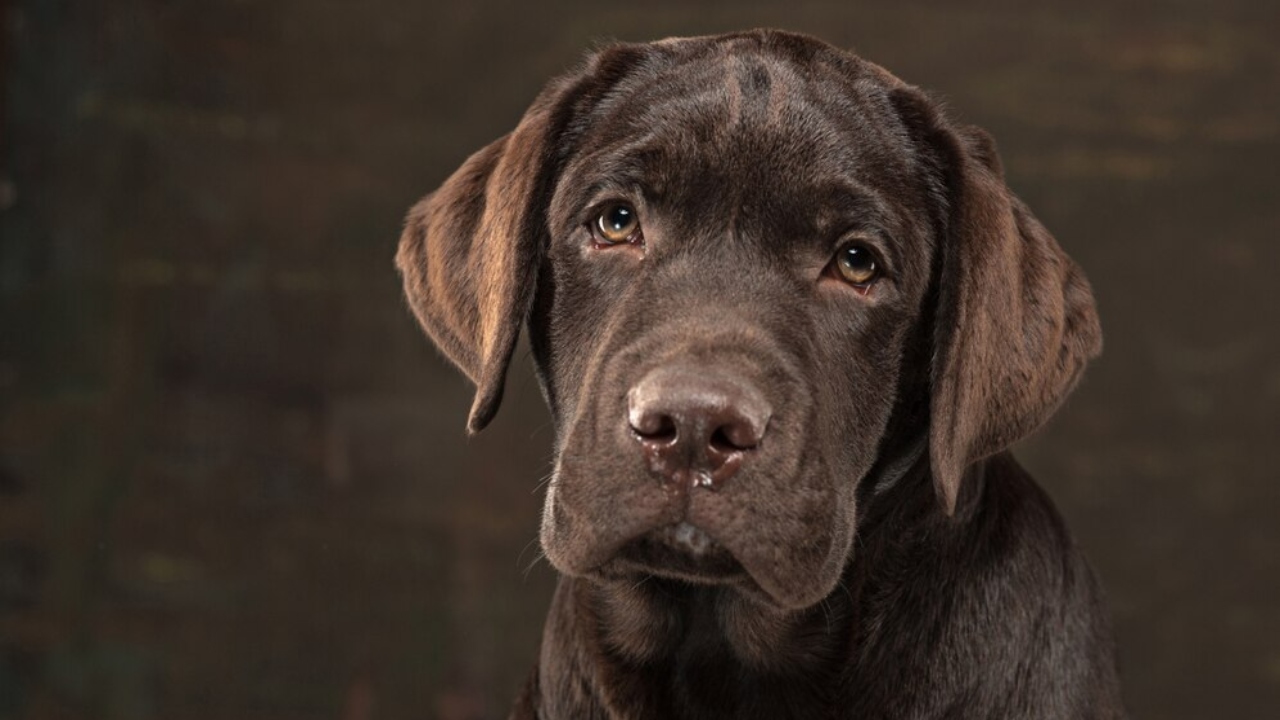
[601,522,747,583]
[669,521,715,552]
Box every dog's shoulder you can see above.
[848,454,1124,717]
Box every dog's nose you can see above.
[627,365,771,490]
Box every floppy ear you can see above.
[395,44,663,433]
[899,92,1103,515]
[394,75,580,433]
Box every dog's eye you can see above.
[593,203,642,245]
[832,243,879,287]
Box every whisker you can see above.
[522,548,548,580]
[516,535,543,571]
[835,577,855,606]
[531,470,555,494]
[820,596,834,636]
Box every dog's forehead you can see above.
[558,37,926,237]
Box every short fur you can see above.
[396,30,1123,720]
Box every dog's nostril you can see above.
[629,410,678,443]
[710,424,758,453]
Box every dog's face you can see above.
[397,31,1100,611]
[530,42,942,609]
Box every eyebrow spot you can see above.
[729,56,777,128]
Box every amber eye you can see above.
[833,243,879,286]
[594,202,641,244]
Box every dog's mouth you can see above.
[603,522,747,583]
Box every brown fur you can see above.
[397,30,1122,720]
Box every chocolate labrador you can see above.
[396,29,1125,720]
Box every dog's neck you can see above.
[539,573,856,718]
[592,572,855,674]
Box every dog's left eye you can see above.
[592,203,642,245]
[831,242,880,287]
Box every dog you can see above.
[396,29,1125,720]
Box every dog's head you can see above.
[397,30,1100,610]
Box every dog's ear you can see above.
[395,44,663,433]
[892,88,1103,515]
[393,70,580,432]
[395,124,546,432]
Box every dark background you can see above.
[2,1,1277,718]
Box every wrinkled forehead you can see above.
[554,41,931,238]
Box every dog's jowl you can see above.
[397,29,1125,720]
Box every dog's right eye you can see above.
[825,241,882,293]
[592,203,642,246]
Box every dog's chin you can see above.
[590,525,841,612]
[596,522,749,585]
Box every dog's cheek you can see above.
[784,305,908,592]
[538,455,616,576]
[532,269,610,427]
[815,302,911,475]
[538,462,610,577]
[537,478,576,574]
[538,432,677,575]
[536,248,653,431]
[733,458,855,610]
